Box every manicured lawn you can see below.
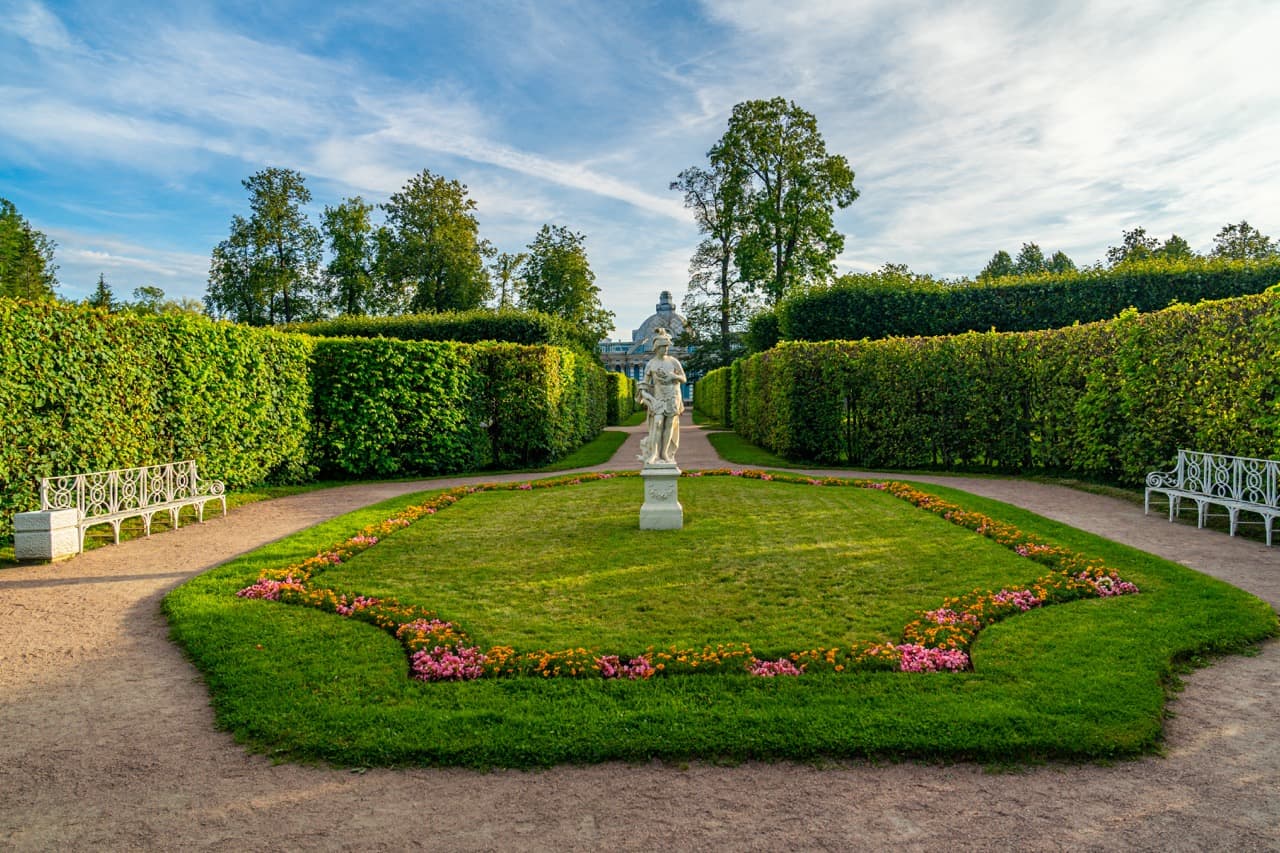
[163,475,1277,768]
[320,478,1037,653]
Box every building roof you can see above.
[630,290,686,344]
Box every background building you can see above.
[598,290,694,400]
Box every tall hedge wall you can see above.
[692,366,733,426]
[0,299,314,539]
[778,258,1280,343]
[290,308,592,352]
[723,291,1280,484]
[478,343,607,469]
[306,339,608,477]
[605,372,637,426]
[2,301,610,542]
[311,339,490,477]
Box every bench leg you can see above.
[112,519,122,545]
[1229,508,1239,538]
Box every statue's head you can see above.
[652,328,672,352]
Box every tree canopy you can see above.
[322,196,383,316]
[671,164,754,372]
[518,224,613,344]
[708,97,858,305]
[0,198,58,299]
[979,243,1075,279]
[205,167,324,325]
[379,169,492,314]
[1212,220,1275,260]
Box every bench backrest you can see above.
[1177,449,1280,509]
[41,461,204,519]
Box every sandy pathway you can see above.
[2,414,1278,851]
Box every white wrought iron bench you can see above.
[37,460,226,551]
[1145,449,1280,546]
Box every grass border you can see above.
[235,470,1144,682]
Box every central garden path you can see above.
[2,413,1278,851]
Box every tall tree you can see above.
[979,250,1015,280]
[0,197,58,299]
[1047,250,1077,274]
[1212,220,1275,260]
[379,169,492,313]
[518,224,613,343]
[131,285,166,312]
[1013,242,1048,275]
[1155,234,1195,261]
[85,273,117,310]
[671,164,752,371]
[204,168,323,325]
[1106,227,1160,267]
[708,97,858,305]
[489,251,527,309]
[322,196,381,315]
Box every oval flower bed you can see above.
[235,471,1139,682]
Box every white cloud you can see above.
[1,0,79,52]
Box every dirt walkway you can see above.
[2,414,1278,851]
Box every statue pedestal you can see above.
[639,463,683,530]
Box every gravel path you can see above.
[2,415,1278,851]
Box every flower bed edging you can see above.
[236,470,1139,682]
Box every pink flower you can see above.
[334,594,380,616]
[410,645,486,681]
[923,608,980,627]
[236,575,303,600]
[596,655,654,680]
[749,658,803,677]
[991,589,1042,611]
[896,644,969,673]
[1080,571,1140,597]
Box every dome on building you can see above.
[631,290,686,345]
[598,290,695,400]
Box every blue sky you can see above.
[3,0,1277,337]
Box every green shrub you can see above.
[310,338,490,478]
[693,366,732,425]
[478,343,605,468]
[0,299,314,539]
[605,371,636,425]
[291,307,595,353]
[779,258,1280,343]
[1,303,617,541]
[724,291,1280,482]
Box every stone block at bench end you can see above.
[14,510,81,562]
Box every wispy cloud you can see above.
[3,0,1278,329]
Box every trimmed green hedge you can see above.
[0,299,314,539]
[2,301,610,541]
[309,339,608,477]
[290,308,592,352]
[693,366,733,426]
[721,291,1280,483]
[311,339,490,478]
[479,343,607,469]
[605,371,636,425]
[778,258,1280,343]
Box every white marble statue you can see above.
[636,328,686,465]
